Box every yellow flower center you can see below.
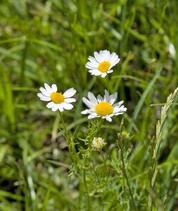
[95,102,113,116]
[98,61,111,73]
[50,92,64,104]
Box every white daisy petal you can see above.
[88,92,97,104]
[102,50,110,60]
[105,116,112,122]
[63,102,73,110]
[46,102,55,108]
[100,50,108,58]
[110,52,120,65]
[104,90,110,101]
[82,97,96,108]
[52,104,59,112]
[113,101,124,107]
[56,104,64,112]
[37,93,44,98]
[114,107,123,113]
[116,107,127,113]
[88,56,96,62]
[65,98,76,103]
[39,87,51,96]
[44,83,52,93]
[107,69,113,73]
[60,107,64,112]
[101,73,107,78]
[109,93,118,104]
[89,69,102,76]
[88,114,97,119]
[63,88,76,98]
[89,113,98,118]
[86,61,98,69]
[37,93,51,101]
[51,84,57,92]
[94,51,103,63]
[97,95,103,102]
[81,109,90,114]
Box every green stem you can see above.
[100,152,108,171]
[117,119,137,209]
[119,146,137,210]
[58,111,76,160]
[58,111,69,139]
[20,40,29,86]
[94,119,103,137]
[83,167,91,210]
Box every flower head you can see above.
[85,50,120,78]
[37,83,76,112]
[81,90,127,122]
[92,137,106,151]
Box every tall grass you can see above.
[0,0,178,210]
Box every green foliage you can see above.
[0,0,178,210]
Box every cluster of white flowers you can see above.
[37,50,127,122]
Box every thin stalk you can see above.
[119,143,137,211]
[83,166,91,211]
[117,120,137,210]
[100,152,108,171]
[20,40,29,86]
[94,119,103,137]
[58,111,69,140]
[58,111,77,160]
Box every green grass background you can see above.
[0,0,178,210]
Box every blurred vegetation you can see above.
[0,0,178,210]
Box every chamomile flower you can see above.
[85,50,120,78]
[81,90,127,122]
[92,137,106,151]
[37,83,76,112]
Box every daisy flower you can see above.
[81,90,127,122]
[85,50,120,78]
[37,83,76,112]
[92,137,106,151]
